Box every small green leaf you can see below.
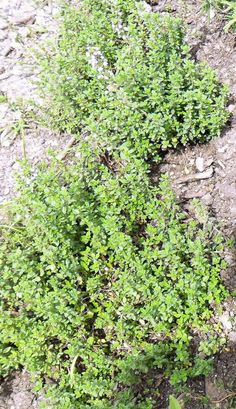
[169,395,182,409]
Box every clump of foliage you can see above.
[0,0,230,407]
[40,0,228,159]
[0,148,227,408]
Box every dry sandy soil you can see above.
[1,0,236,408]
[0,0,70,206]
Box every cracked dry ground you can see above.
[1,0,236,408]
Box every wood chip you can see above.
[12,14,36,26]
[177,167,214,184]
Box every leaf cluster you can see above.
[0,149,227,408]
[40,0,228,159]
[0,1,230,408]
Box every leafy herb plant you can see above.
[0,149,227,408]
[0,0,230,407]
[40,0,228,160]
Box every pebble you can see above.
[202,193,213,206]
[18,26,30,37]
[228,331,236,342]
[215,167,226,178]
[218,145,227,153]
[217,159,225,170]
[196,156,204,172]
[228,104,236,113]
[219,311,232,332]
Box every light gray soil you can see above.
[0,0,70,205]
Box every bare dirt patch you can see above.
[0,0,71,205]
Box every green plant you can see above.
[39,0,228,160]
[0,94,7,104]
[10,100,35,160]
[0,147,227,408]
[169,395,182,409]
[0,0,230,407]
[203,0,236,31]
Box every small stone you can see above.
[215,167,226,178]
[18,26,30,37]
[196,156,204,172]
[228,331,236,342]
[202,193,213,206]
[228,104,236,113]
[0,66,5,75]
[219,311,232,332]
[205,157,214,168]
[218,146,227,153]
[217,160,225,170]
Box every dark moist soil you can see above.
[1,1,236,408]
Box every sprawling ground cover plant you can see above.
[0,149,227,408]
[0,0,230,407]
[40,0,228,160]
